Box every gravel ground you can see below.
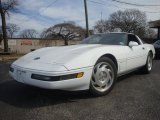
[0,60,160,120]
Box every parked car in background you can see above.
[9,33,155,96]
[153,40,160,57]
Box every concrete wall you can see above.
[1,39,81,54]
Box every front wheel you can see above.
[89,57,117,96]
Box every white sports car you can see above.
[9,33,155,96]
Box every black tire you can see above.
[141,52,153,74]
[89,57,117,96]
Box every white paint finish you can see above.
[10,65,93,90]
[126,45,147,70]
[118,59,127,74]
[13,61,67,72]
[10,33,155,91]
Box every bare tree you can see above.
[7,23,20,38]
[94,20,115,33]
[41,22,85,45]
[0,0,18,52]
[109,9,146,37]
[20,29,38,38]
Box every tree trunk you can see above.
[1,12,8,52]
[64,39,68,45]
[10,32,13,38]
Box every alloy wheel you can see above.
[91,62,114,92]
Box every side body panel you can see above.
[126,44,147,71]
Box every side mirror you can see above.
[129,41,139,47]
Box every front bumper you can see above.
[9,65,93,91]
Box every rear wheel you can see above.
[90,57,117,96]
[141,52,153,74]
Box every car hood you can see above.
[13,44,124,71]
[13,44,101,70]
[16,44,101,63]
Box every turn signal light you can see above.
[76,72,84,78]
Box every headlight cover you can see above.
[31,72,84,81]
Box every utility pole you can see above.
[84,0,89,37]
[101,11,103,22]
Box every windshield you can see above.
[81,33,127,45]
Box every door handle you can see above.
[142,47,145,50]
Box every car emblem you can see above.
[34,57,40,60]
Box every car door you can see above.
[126,34,146,71]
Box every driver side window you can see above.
[128,34,141,45]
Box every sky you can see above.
[5,0,160,35]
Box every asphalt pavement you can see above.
[0,60,160,120]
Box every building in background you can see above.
[149,20,160,40]
[1,38,81,54]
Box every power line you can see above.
[88,0,104,5]
[88,0,160,13]
[42,0,59,11]
[106,0,160,13]
[10,0,59,24]
[106,0,160,11]
[27,0,59,20]
[110,0,160,7]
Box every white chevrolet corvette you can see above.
[9,33,155,96]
